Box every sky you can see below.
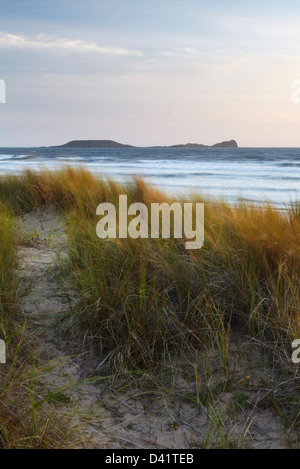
[1,0,300,147]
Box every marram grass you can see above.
[0,167,299,362]
[0,184,76,449]
[0,167,299,447]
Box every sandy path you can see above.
[15,209,287,449]
[15,209,205,449]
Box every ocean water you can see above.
[0,146,299,207]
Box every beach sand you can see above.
[13,208,288,449]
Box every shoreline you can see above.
[0,145,298,208]
[0,167,299,449]
[0,167,297,210]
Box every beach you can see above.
[0,147,299,206]
[0,167,298,449]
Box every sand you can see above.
[15,208,287,449]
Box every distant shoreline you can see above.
[3,144,300,149]
[50,139,238,149]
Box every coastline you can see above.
[0,146,299,207]
[0,167,299,448]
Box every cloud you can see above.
[0,31,143,56]
[181,47,198,55]
[160,47,200,58]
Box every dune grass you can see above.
[0,168,299,366]
[0,167,299,447]
[0,194,75,448]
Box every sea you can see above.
[0,146,299,207]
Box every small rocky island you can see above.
[51,140,134,148]
[51,139,238,148]
[169,140,238,148]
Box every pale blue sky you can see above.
[1,0,300,146]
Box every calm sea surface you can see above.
[0,147,299,206]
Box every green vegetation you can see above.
[0,167,299,448]
[0,192,74,448]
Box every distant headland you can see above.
[51,139,238,149]
[167,140,238,148]
[51,140,134,148]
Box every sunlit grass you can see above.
[0,167,299,447]
[0,195,75,448]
